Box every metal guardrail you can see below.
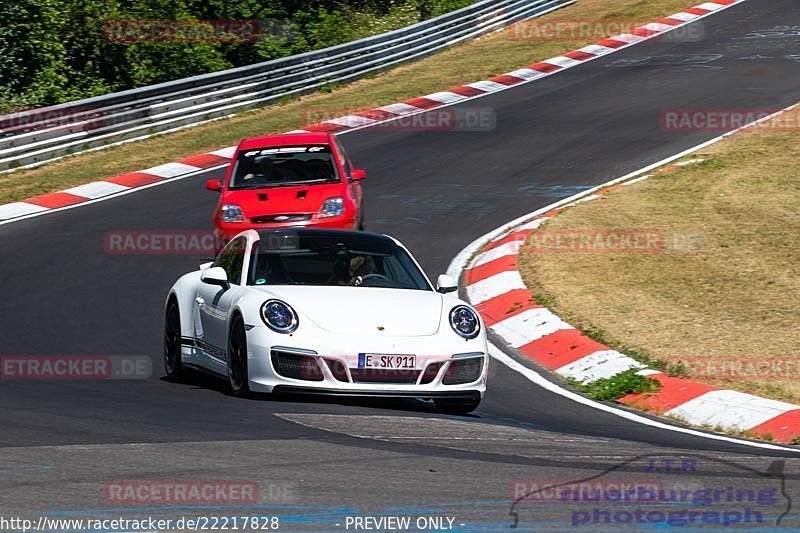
[0,0,571,172]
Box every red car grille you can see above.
[251,213,312,224]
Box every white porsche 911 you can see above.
[164,229,488,413]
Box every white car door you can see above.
[195,237,247,361]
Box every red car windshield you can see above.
[229,145,339,189]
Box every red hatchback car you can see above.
[206,132,366,247]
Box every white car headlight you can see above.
[318,197,344,218]
[449,305,480,339]
[261,300,299,333]
[220,204,245,223]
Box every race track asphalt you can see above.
[1,0,799,529]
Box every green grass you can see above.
[567,369,661,402]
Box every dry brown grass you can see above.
[518,112,800,403]
[0,0,693,203]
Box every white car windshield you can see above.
[248,231,431,290]
[229,145,339,189]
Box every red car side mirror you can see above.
[205,179,222,192]
[350,169,366,181]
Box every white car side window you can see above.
[213,237,247,285]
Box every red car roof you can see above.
[237,132,332,150]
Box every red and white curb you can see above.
[0,147,236,223]
[0,0,747,225]
[459,176,800,446]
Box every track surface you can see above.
[2,0,800,529]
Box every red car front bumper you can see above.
[214,215,358,251]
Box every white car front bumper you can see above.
[244,325,488,397]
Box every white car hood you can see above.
[253,286,443,337]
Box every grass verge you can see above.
[518,106,800,405]
[567,369,661,402]
[0,0,693,204]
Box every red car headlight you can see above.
[318,197,345,218]
[220,204,245,223]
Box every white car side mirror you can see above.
[201,266,230,290]
[436,274,458,294]
[199,262,213,270]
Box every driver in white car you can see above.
[348,255,375,286]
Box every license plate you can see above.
[358,353,416,369]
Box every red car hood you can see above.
[222,182,343,216]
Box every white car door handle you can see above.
[195,297,205,308]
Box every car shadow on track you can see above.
[160,370,482,418]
